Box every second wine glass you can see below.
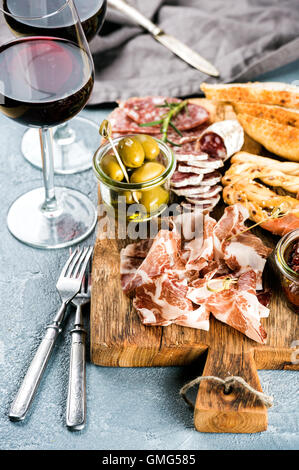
[9,0,107,174]
[0,0,98,248]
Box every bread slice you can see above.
[232,152,299,175]
[233,102,299,128]
[237,114,299,161]
[201,82,299,109]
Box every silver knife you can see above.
[107,0,219,77]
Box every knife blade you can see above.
[154,32,219,77]
[107,0,219,77]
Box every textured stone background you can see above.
[0,62,299,450]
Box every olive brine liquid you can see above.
[3,0,107,42]
[0,37,94,127]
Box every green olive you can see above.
[118,137,145,168]
[123,191,142,205]
[130,162,165,184]
[101,152,124,181]
[134,134,160,161]
[140,186,169,214]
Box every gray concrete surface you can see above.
[1,62,299,450]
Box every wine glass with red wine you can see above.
[5,0,107,174]
[0,0,97,248]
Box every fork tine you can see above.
[80,274,86,294]
[58,248,79,280]
[67,247,85,278]
[73,246,93,282]
[72,247,89,278]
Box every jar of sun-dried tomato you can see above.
[275,229,299,313]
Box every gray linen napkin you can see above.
[90,0,299,104]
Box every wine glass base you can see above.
[7,187,97,249]
[21,116,101,174]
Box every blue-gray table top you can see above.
[1,61,299,451]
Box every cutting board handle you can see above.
[194,348,268,433]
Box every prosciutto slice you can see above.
[213,205,272,289]
[133,274,209,329]
[187,270,268,343]
[121,204,272,344]
[120,229,181,293]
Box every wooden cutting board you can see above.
[90,99,299,433]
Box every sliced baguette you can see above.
[237,114,299,161]
[201,82,299,109]
[233,102,299,128]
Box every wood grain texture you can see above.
[90,99,299,433]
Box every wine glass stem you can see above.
[54,122,76,145]
[39,128,58,213]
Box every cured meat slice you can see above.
[199,120,244,160]
[185,194,220,207]
[180,202,217,213]
[120,203,272,343]
[185,215,216,271]
[108,107,161,135]
[186,185,222,199]
[121,96,179,124]
[213,204,272,289]
[133,274,194,326]
[120,255,145,293]
[178,157,223,172]
[121,97,209,131]
[171,171,203,188]
[198,171,222,186]
[187,270,268,344]
[172,184,215,196]
[175,304,210,330]
[174,141,204,157]
[120,229,181,293]
[121,239,154,258]
[178,124,210,144]
[175,154,209,166]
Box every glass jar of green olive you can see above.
[93,135,176,221]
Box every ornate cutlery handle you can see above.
[66,327,87,430]
[9,303,67,421]
[9,324,62,421]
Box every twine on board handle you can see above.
[180,375,274,408]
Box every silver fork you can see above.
[9,246,93,422]
[66,269,91,431]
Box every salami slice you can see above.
[186,185,222,199]
[171,184,216,197]
[108,107,161,135]
[171,171,204,188]
[185,194,221,206]
[121,97,209,131]
[177,157,223,171]
[199,120,244,160]
[198,171,222,186]
[181,201,218,212]
[178,124,210,144]
[177,164,214,175]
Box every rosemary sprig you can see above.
[226,206,288,242]
[139,99,189,145]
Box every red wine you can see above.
[4,0,107,43]
[0,37,94,127]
